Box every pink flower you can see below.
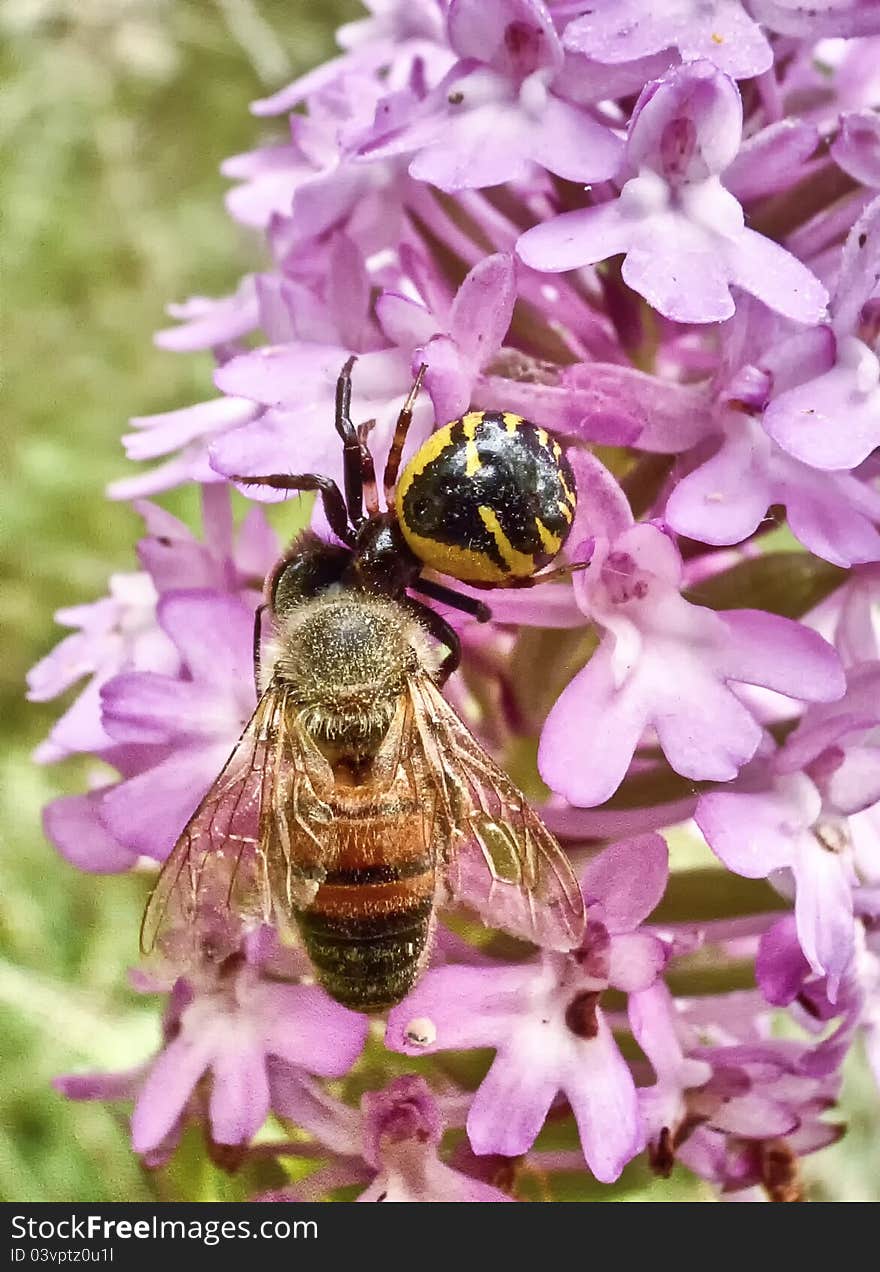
[386,835,669,1181]
[562,0,774,81]
[518,61,828,325]
[764,198,880,471]
[537,471,844,807]
[358,0,623,191]
[45,590,256,870]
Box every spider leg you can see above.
[357,418,380,518]
[384,363,427,505]
[404,596,462,686]
[335,356,367,527]
[231,472,354,546]
[499,560,592,588]
[410,576,492,623]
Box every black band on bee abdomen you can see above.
[295,896,434,1011]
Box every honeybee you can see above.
[142,360,585,1009]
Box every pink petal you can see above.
[785,471,880,569]
[466,1044,560,1157]
[98,744,231,859]
[268,1065,361,1154]
[833,194,880,334]
[209,408,328,490]
[422,335,473,425]
[131,1035,212,1154]
[651,661,763,781]
[539,642,650,807]
[749,0,880,38]
[532,94,624,183]
[27,621,112,701]
[725,119,820,203]
[695,787,809,877]
[209,1044,270,1145]
[567,448,634,548]
[101,674,227,743]
[35,671,115,761]
[756,915,809,1006]
[565,363,713,454]
[719,609,845,703]
[157,593,255,693]
[665,430,773,545]
[565,1012,643,1183]
[215,343,345,408]
[763,358,880,471]
[123,396,257,460]
[710,1093,798,1138]
[826,744,880,814]
[832,110,880,188]
[626,61,743,176]
[608,931,668,991]
[517,201,632,274]
[234,506,280,580]
[375,292,438,349]
[260,984,368,1076]
[581,833,668,931]
[448,252,517,364]
[156,279,259,352]
[628,982,686,1078]
[623,214,735,324]
[409,102,538,191]
[449,0,561,73]
[564,0,771,78]
[386,964,534,1054]
[44,791,136,873]
[724,228,829,324]
[791,837,855,986]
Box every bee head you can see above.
[274,593,421,758]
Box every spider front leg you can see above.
[384,364,427,505]
[230,472,355,547]
[498,560,592,588]
[334,356,372,528]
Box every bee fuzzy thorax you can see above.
[268,592,436,753]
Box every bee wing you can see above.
[408,673,585,951]
[140,685,326,973]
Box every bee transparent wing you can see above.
[140,687,287,972]
[259,703,335,918]
[408,673,585,951]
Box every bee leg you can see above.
[383,363,427,506]
[410,576,492,623]
[334,355,369,528]
[253,597,265,691]
[230,472,355,547]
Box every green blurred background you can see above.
[2,0,878,1202]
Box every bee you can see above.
[141,359,585,1010]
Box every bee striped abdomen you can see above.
[293,804,435,1011]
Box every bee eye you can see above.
[271,539,349,614]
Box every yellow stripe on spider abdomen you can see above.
[395,410,577,586]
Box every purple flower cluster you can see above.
[34,0,880,1201]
